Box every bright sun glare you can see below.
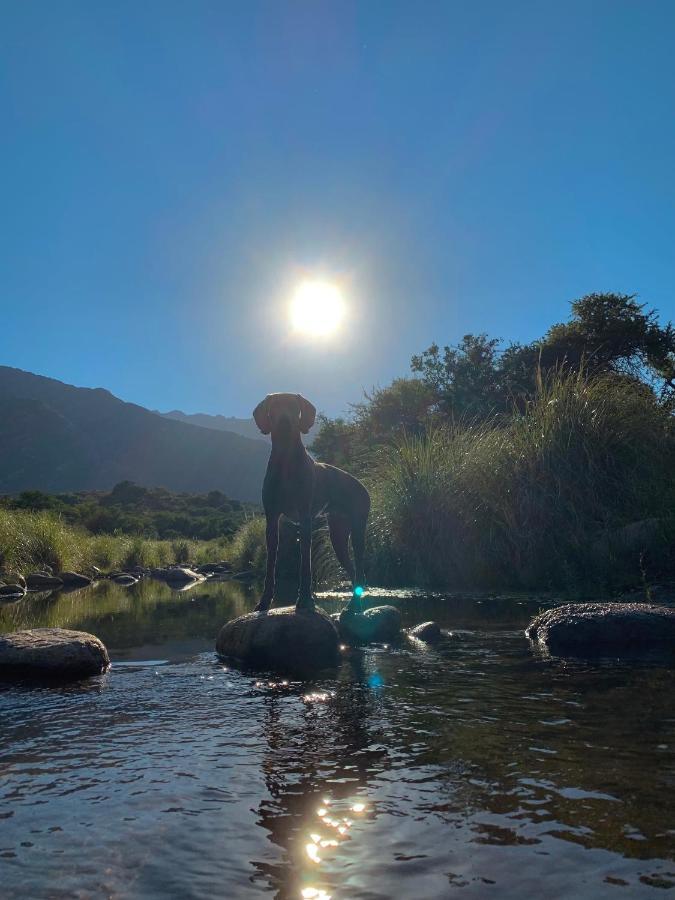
[290,280,345,337]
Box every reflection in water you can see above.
[1,581,675,898]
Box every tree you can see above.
[536,293,675,395]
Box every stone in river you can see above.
[59,571,93,587]
[26,573,64,589]
[216,606,339,674]
[338,605,402,644]
[526,602,675,656]
[0,628,110,679]
[408,621,443,642]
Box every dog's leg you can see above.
[328,513,356,583]
[351,513,367,591]
[255,512,279,612]
[296,514,314,612]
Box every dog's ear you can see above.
[297,394,316,434]
[253,397,272,435]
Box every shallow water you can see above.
[1,581,675,899]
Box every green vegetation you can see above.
[310,293,675,594]
[1,481,253,541]
[0,506,229,575]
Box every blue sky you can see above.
[2,0,674,417]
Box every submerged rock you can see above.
[408,621,443,643]
[526,602,675,655]
[216,606,339,673]
[338,605,402,644]
[0,628,110,678]
[59,571,93,588]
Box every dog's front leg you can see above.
[255,512,280,612]
[296,514,314,612]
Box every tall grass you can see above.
[228,515,341,585]
[368,371,675,593]
[0,508,226,575]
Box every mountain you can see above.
[160,409,318,442]
[0,366,269,502]
[160,410,268,442]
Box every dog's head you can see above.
[253,393,316,438]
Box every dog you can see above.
[252,392,370,613]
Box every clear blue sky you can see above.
[2,1,674,417]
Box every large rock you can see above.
[216,606,339,674]
[0,628,110,678]
[526,602,675,655]
[338,605,402,645]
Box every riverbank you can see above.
[0,507,229,576]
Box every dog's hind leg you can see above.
[328,513,356,584]
[350,513,367,591]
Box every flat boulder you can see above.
[526,602,675,655]
[216,606,339,674]
[408,621,443,643]
[59,571,92,587]
[338,605,402,644]
[0,628,110,678]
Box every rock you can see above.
[26,573,64,590]
[338,605,402,644]
[0,584,27,602]
[409,621,443,642]
[526,602,675,655]
[0,628,109,678]
[59,571,93,588]
[0,571,26,589]
[162,567,203,584]
[216,606,339,674]
[110,574,138,586]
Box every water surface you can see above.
[1,581,674,898]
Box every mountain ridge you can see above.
[0,366,269,502]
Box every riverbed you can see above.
[1,580,674,898]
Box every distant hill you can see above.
[160,410,268,442]
[0,366,269,502]
[160,409,318,442]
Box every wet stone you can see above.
[409,621,443,642]
[0,628,110,679]
[338,605,402,645]
[526,602,675,656]
[216,606,339,674]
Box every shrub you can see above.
[368,370,675,593]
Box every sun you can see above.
[290,280,345,337]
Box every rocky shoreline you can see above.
[0,559,256,602]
